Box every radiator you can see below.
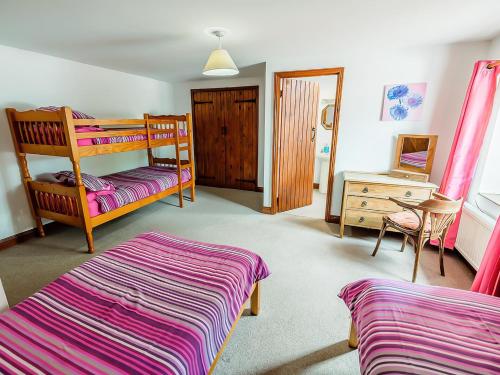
[455,202,495,270]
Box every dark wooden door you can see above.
[192,90,226,186]
[192,86,258,190]
[277,78,320,212]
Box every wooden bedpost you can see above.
[348,320,359,348]
[5,108,46,237]
[62,107,95,254]
[144,113,154,166]
[186,113,196,202]
[174,121,184,208]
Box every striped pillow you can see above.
[54,171,115,192]
[37,106,94,120]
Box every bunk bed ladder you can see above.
[144,114,154,167]
[174,121,184,208]
[186,113,196,202]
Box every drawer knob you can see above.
[361,200,368,207]
[405,191,412,197]
[359,217,365,223]
[362,187,369,193]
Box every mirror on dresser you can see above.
[392,134,438,177]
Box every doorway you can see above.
[191,86,259,191]
[271,68,344,222]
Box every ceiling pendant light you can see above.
[203,29,239,77]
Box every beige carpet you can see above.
[287,190,327,219]
[0,187,475,374]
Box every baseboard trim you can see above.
[261,206,274,215]
[0,222,60,251]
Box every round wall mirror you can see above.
[321,104,335,130]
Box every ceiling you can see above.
[1,0,499,82]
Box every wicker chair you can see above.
[372,192,462,282]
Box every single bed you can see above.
[339,278,500,375]
[0,232,270,375]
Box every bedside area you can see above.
[339,171,438,237]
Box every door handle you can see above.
[311,127,316,142]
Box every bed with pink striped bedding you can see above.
[339,278,500,375]
[0,232,270,374]
[88,166,192,216]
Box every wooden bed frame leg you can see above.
[35,218,45,237]
[85,229,95,254]
[190,183,196,202]
[178,188,184,208]
[250,282,260,316]
[348,320,358,348]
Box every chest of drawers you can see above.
[339,172,438,237]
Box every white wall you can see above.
[261,41,489,214]
[489,35,500,58]
[172,66,266,188]
[0,45,174,239]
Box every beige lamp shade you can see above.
[203,48,239,76]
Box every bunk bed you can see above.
[6,107,196,253]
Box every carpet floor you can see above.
[0,186,475,374]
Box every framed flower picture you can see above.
[381,83,427,121]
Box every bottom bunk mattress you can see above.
[339,278,500,375]
[88,166,192,216]
[0,232,270,375]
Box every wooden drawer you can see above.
[347,182,432,201]
[345,209,384,230]
[345,196,404,212]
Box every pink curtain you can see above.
[438,61,499,249]
[471,217,500,296]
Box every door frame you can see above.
[271,67,344,222]
[190,85,259,191]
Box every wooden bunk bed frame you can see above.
[5,107,196,254]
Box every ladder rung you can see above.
[179,146,189,151]
[181,163,192,169]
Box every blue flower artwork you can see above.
[387,85,409,100]
[389,104,408,120]
[381,83,426,121]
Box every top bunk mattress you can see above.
[0,232,270,375]
[78,129,188,147]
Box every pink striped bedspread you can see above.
[89,166,192,215]
[339,279,500,375]
[0,232,270,374]
[77,129,187,147]
[400,150,428,168]
[92,129,188,146]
